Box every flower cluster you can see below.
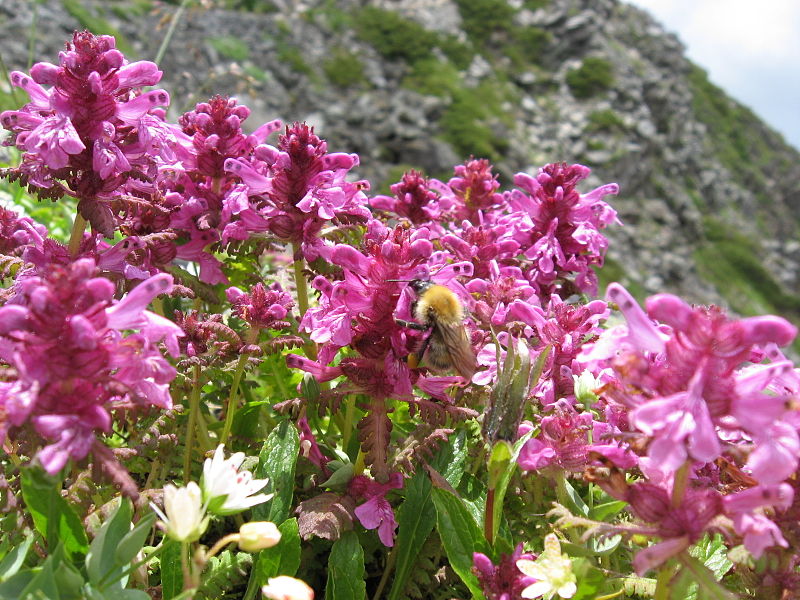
[0,258,181,472]
[1,31,176,235]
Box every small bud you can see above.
[238,521,281,552]
[262,575,314,600]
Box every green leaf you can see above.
[325,531,366,600]
[490,428,533,542]
[86,499,134,587]
[20,467,88,562]
[690,534,733,580]
[558,476,590,518]
[20,547,61,600]
[160,541,183,600]
[677,554,737,600]
[115,512,157,568]
[254,420,300,523]
[252,518,301,589]
[571,559,607,600]
[429,429,468,488]
[588,500,628,522]
[0,571,35,600]
[0,537,33,580]
[388,471,436,600]
[431,487,488,600]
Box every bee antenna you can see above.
[387,279,411,282]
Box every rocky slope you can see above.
[2,0,799,321]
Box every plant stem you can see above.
[342,395,357,451]
[205,533,240,561]
[484,487,495,544]
[372,544,398,600]
[181,541,193,594]
[183,365,202,484]
[219,328,257,447]
[154,0,191,65]
[671,462,690,507]
[68,213,87,258]
[291,242,317,361]
[653,563,673,600]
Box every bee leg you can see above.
[395,318,428,331]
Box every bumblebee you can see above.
[396,279,477,381]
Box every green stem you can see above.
[671,462,690,507]
[98,542,168,589]
[291,243,317,361]
[181,541,193,594]
[27,1,39,69]
[653,564,673,600]
[372,544,398,600]
[68,213,87,258]
[154,0,191,65]
[342,395,357,451]
[219,328,258,447]
[183,366,202,484]
[484,487,495,544]
[219,352,249,447]
[205,533,240,561]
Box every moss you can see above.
[208,36,250,62]
[502,26,551,68]
[353,7,437,63]
[440,88,509,161]
[402,58,462,97]
[587,109,626,132]
[566,57,614,99]
[302,0,351,31]
[275,39,313,77]
[322,47,366,88]
[436,34,475,70]
[453,0,516,42]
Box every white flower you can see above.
[202,444,273,515]
[238,521,282,552]
[516,534,577,599]
[151,482,209,543]
[262,576,314,600]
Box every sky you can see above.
[626,0,800,150]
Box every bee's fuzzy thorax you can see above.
[413,284,464,326]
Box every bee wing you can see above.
[436,322,477,381]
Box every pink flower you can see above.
[472,544,537,600]
[348,472,404,547]
[503,163,619,297]
[0,258,182,473]
[226,282,294,331]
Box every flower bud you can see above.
[238,521,281,552]
[262,575,314,600]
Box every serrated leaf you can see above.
[160,541,183,600]
[677,554,736,600]
[0,537,32,580]
[431,487,488,600]
[252,518,301,589]
[20,467,88,562]
[388,471,436,600]
[325,531,366,600]
[254,420,300,523]
[115,512,157,568]
[690,534,733,580]
[87,499,134,587]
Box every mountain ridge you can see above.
[1,0,799,323]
